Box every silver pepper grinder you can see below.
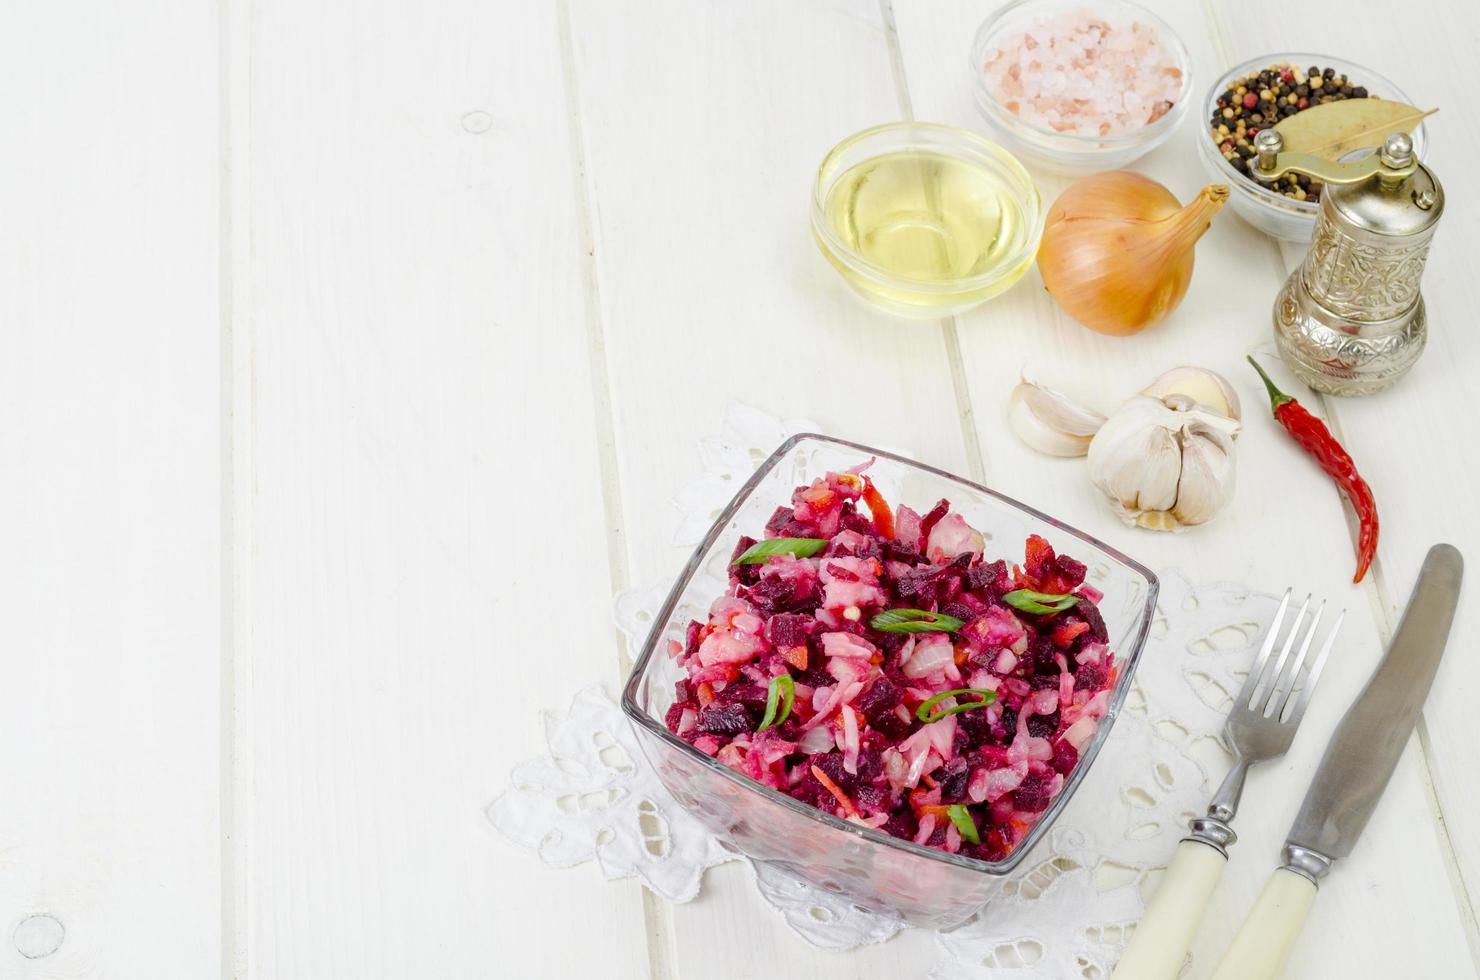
[1251,129,1444,395]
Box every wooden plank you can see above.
[1207,5,1480,963]
[891,0,1475,975]
[563,0,971,972]
[242,0,651,975]
[0,1,223,975]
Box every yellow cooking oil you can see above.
[817,149,1036,316]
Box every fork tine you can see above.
[1285,609,1344,723]
[1268,601,1324,719]
[1237,588,1291,706]
[1254,593,1309,711]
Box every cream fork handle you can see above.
[1208,868,1316,980]
[1110,840,1227,980]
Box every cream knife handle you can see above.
[1209,867,1317,980]
[1110,840,1226,980]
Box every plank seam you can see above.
[219,0,253,974]
[555,3,678,978]
[876,0,990,484]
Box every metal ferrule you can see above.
[1185,816,1238,858]
[1281,844,1335,885]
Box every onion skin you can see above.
[1037,172,1229,337]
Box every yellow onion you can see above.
[1037,172,1228,336]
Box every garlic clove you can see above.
[1172,420,1238,526]
[1086,396,1182,514]
[1141,367,1242,422]
[1008,379,1107,457]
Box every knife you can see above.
[1209,543,1463,980]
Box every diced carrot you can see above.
[1051,621,1091,648]
[1010,564,1037,590]
[953,644,969,666]
[921,773,938,789]
[810,764,860,818]
[860,477,896,540]
[869,652,884,666]
[781,645,809,670]
[916,804,955,818]
[697,682,716,706]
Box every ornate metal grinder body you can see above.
[1253,129,1444,396]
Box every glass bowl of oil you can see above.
[811,122,1043,318]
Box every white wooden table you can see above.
[2,0,1476,976]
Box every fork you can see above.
[1110,590,1344,980]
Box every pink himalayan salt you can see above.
[981,10,1182,137]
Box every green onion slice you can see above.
[732,537,828,564]
[869,608,965,634]
[757,674,795,732]
[946,803,980,845]
[1002,589,1081,615]
[915,687,998,724]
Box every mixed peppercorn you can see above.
[1209,64,1375,203]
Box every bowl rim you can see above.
[1201,51,1430,217]
[967,0,1195,149]
[809,121,1044,297]
[621,432,1159,878]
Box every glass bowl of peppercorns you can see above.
[1198,53,1428,241]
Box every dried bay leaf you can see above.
[1273,99,1436,160]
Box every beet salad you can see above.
[663,463,1119,862]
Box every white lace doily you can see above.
[487,404,1276,979]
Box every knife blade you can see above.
[1283,542,1462,873]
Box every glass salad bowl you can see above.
[621,434,1158,927]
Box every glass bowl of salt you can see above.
[969,0,1193,175]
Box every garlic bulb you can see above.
[1087,393,1241,531]
[1008,378,1107,457]
[1140,366,1242,422]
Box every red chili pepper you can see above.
[860,476,896,541]
[1248,357,1378,583]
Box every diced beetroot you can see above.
[1013,771,1053,812]
[766,612,811,649]
[1051,740,1079,774]
[1075,661,1108,691]
[697,702,754,736]
[1078,600,1109,642]
[729,535,761,586]
[717,683,769,712]
[810,751,858,794]
[674,679,692,704]
[855,784,891,812]
[684,620,704,657]
[918,499,950,544]
[1027,710,1059,737]
[967,559,1008,593]
[882,807,918,840]
[1052,553,1087,587]
[854,675,904,722]
[840,509,876,537]
[938,759,972,802]
[764,506,793,536]
[664,702,689,732]
[942,601,976,624]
